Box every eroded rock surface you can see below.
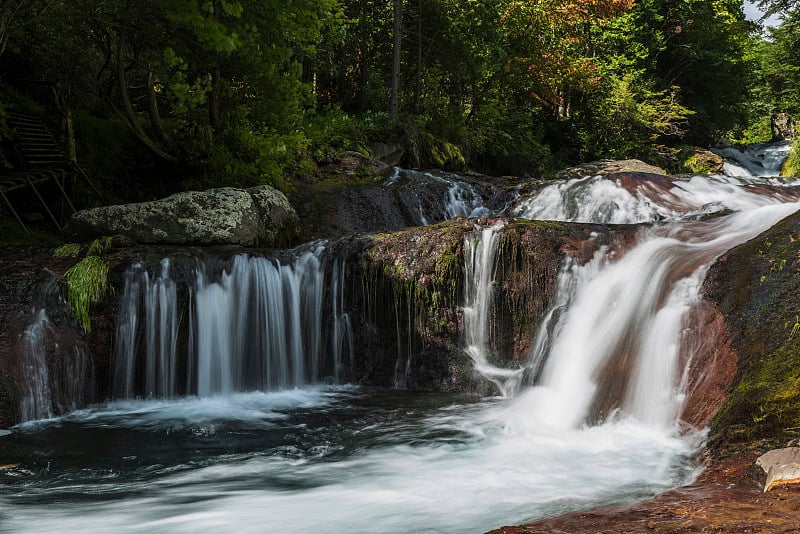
[554,159,666,180]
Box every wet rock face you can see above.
[0,249,97,428]
[66,186,300,248]
[705,210,800,455]
[292,168,519,242]
[342,218,618,393]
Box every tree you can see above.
[390,0,402,118]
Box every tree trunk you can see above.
[415,0,421,112]
[111,29,178,163]
[209,68,220,129]
[146,70,174,149]
[390,0,402,118]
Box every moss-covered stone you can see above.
[706,211,800,456]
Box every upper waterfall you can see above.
[713,141,791,177]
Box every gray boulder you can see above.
[67,186,300,247]
[246,185,301,248]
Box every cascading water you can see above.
[504,154,800,433]
[4,145,800,533]
[17,309,54,422]
[387,169,490,225]
[713,141,791,177]
[113,245,349,399]
[462,223,525,396]
[115,260,179,398]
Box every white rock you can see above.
[756,447,800,492]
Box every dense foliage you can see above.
[0,0,797,196]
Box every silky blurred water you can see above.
[0,388,701,533]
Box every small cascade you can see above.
[463,222,524,396]
[387,169,489,225]
[14,276,95,423]
[17,309,54,421]
[714,141,791,177]
[445,180,489,219]
[113,246,349,399]
[513,172,800,224]
[114,260,179,398]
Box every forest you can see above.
[0,0,798,208]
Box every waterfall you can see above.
[17,309,54,421]
[387,169,489,225]
[506,162,800,431]
[114,260,179,398]
[113,246,347,398]
[713,141,791,177]
[462,222,524,396]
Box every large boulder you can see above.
[67,186,300,247]
[247,185,301,248]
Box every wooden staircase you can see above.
[1,112,97,232]
[7,111,71,168]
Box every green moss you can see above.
[781,141,800,178]
[420,132,466,170]
[63,255,111,333]
[59,237,117,333]
[54,243,81,258]
[709,215,800,455]
[87,236,115,256]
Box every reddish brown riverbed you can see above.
[488,455,800,533]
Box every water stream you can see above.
[2,143,799,533]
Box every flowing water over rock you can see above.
[3,147,800,532]
[713,141,791,177]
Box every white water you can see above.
[113,246,351,398]
[513,161,799,224]
[463,223,525,396]
[16,309,53,421]
[1,393,701,534]
[511,203,800,433]
[388,169,489,224]
[507,148,800,432]
[714,141,791,177]
[115,260,178,398]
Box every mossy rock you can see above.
[419,132,466,171]
[781,141,800,178]
[706,210,800,455]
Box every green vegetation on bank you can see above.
[0,0,797,203]
[56,238,115,333]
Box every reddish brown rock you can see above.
[487,456,800,534]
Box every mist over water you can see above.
[3,144,799,533]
